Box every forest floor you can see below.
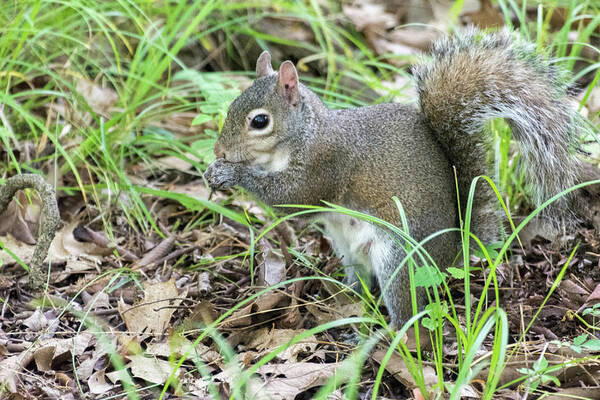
[2,0,600,399]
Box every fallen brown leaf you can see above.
[75,77,119,117]
[372,348,437,391]
[249,362,338,400]
[88,368,114,395]
[126,353,174,385]
[256,237,286,287]
[118,279,186,337]
[246,327,317,362]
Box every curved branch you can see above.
[0,174,60,289]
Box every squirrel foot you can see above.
[204,158,240,191]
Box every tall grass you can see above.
[0,0,398,234]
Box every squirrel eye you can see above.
[246,108,272,135]
[251,114,269,129]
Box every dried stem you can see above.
[0,174,60,289]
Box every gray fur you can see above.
[413,28,582,236]
[205,29,585,326]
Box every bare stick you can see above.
[0,174,60,289]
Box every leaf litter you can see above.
[2,1,600,399]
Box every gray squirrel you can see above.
[204,29,589,326]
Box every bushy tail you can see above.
[413,28,582,240]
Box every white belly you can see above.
[318,213,392,278]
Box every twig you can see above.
[0,175,60,289]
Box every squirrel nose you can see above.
[214,143,226,159]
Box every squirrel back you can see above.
[414,28,582,240]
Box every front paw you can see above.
[204,159,239,190]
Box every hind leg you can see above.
[369,238,421,328]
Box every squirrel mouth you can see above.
[222,151,252,164]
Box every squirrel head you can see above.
[214,51,325,172]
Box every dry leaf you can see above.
[306,302,363,325]
[429,0,480,26]
[231,198,267,221]
[586,283,600,303]
[169,181,213,201]
[146,337,194,359]
[127,353,175,385]
[464,0,504,28]
[83,291,111,312]
[181,300,217,330]
[372,348,437,390]
[221,303,254,328]
[88,369,114,395]
[254,291,288,314]
[118,279,186,337]
[76,78,119,116]
[249,362,338,400]
[22,308,50,332]
[543,386,600,399]
[0,352,31,393]
[154,154,200,172]
[33,345,55,372]
[0,196,37,245]
[585,85,600,115]
[413,387,426,400]
[35,333,93,363]
[342,3,396,32]
[144,332,220,365]
[559,279,589,306]
[0,332,93,393]
[76,344,108,381]
[389,28,440,52]
[247,328,317,362]
[1,220,107,282]
[257,238,286,287]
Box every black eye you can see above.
[251,114,269,129]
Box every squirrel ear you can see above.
[256,51,274,78]
[277,61,299,106]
